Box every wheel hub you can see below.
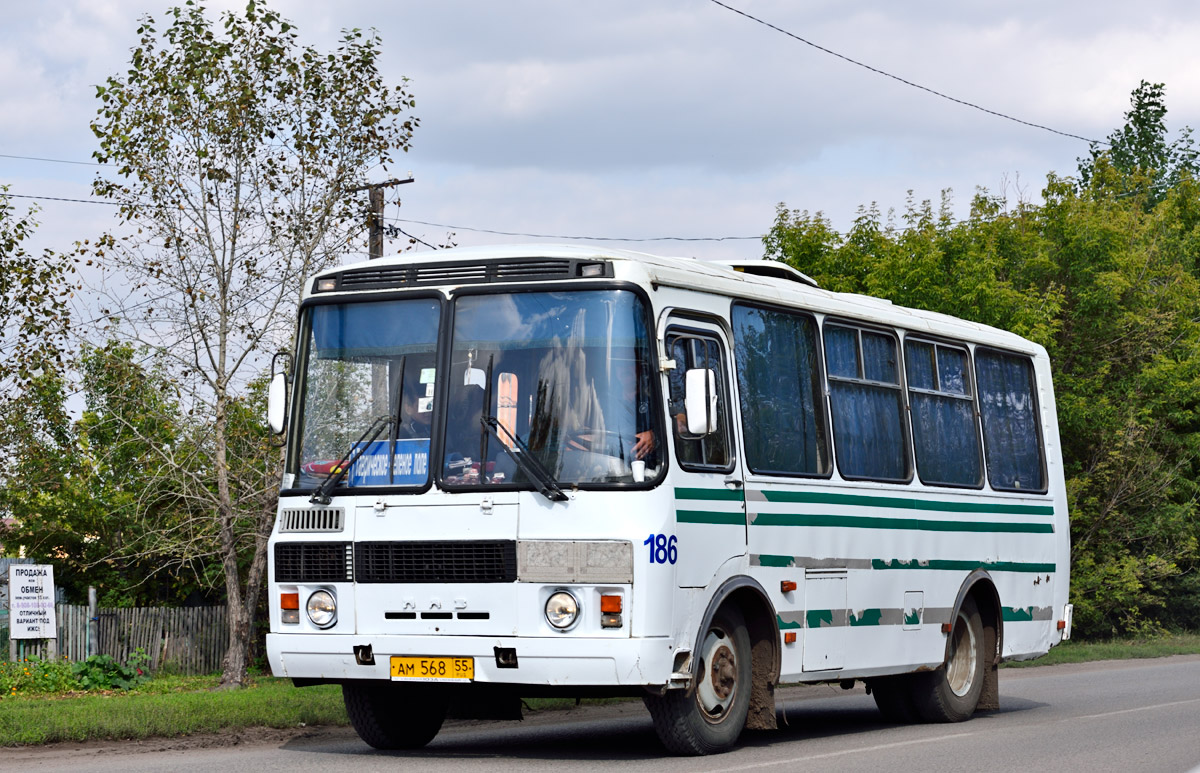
[946,610,978,697]
[696,629,738,719]
[710,644,736,701]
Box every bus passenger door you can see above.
[663,323,746,588]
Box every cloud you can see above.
[5,0,1200,257]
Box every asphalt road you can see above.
[5,655,1199,773]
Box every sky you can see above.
[3,0,1200,270]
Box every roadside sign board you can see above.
[7,564,56,639]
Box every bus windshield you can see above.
[289,289,661,494]
[293,297,441,490]
[444,289,661,488]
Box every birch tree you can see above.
[87,1,418,686]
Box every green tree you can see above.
[0,190,77,562]
[86,1,418,686]
[0,188,75,401]
[0,342,211,606]
[1077,81,1199,206]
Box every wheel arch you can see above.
[949,569,1002,712]
[692,574,781,730]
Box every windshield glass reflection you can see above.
[443,290,661,488]
[293,298,440,489]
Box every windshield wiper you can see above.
[310,414,394,505]
[480,416,568,502]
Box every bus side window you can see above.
[904,339,983,487]
[823,323,910,482]
[666,333,732,469]
[731,303,830,476]
[975,349,1046,492]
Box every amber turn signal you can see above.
[600,595,622,613]
[280,593,299,610]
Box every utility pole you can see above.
[349,176,414,259]
[349,176,414,414]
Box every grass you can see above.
[0,676,348,746]
[3,633,1199,746]
[0,673,620,747]
[1002,632,1200,668]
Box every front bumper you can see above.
[268,632,675,687]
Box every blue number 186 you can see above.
[643,533,678,564]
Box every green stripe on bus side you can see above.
[758,489,1054,517]
[1002,606,1055,621]
[780,608,1051,631]
[806,609,833,629]
[675,487,746,502]
[850,608,883,626]
[675,510,744,525]
[756,555,1056,573]
[872,558,1057,573]
[752,512,1054,534]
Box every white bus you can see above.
[266,244,1071,755]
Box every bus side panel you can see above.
[747,479,1062,682]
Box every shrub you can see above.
[1,657,76,698]
[71,649,151,692]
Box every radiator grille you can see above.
[331,259,609,291]
[279,507,344,533]
[354,540,518,584]
[274,542,353,582]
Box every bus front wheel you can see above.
[343,681,447,750]
[644,605,752,755]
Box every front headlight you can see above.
[545,590,579,630]
[306,589,337,628]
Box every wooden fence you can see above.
[2,605,227,675]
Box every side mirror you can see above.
[268,371,288,435]
[684,368,718,435]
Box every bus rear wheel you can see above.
[343,681,447,750]
[913,596,986,722]
[869,675,920,723]
[644,605,752,755]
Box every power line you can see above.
[709,0,1107,147]
[388,224,438,250]
[0,189,763,243]
[383,215,761,243]
[0,152,106,167]
[0,191,120,207]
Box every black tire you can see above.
[644,605,752,755]
[913,596,986,722]
[342,681,447,750]
[869,675,920,723]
